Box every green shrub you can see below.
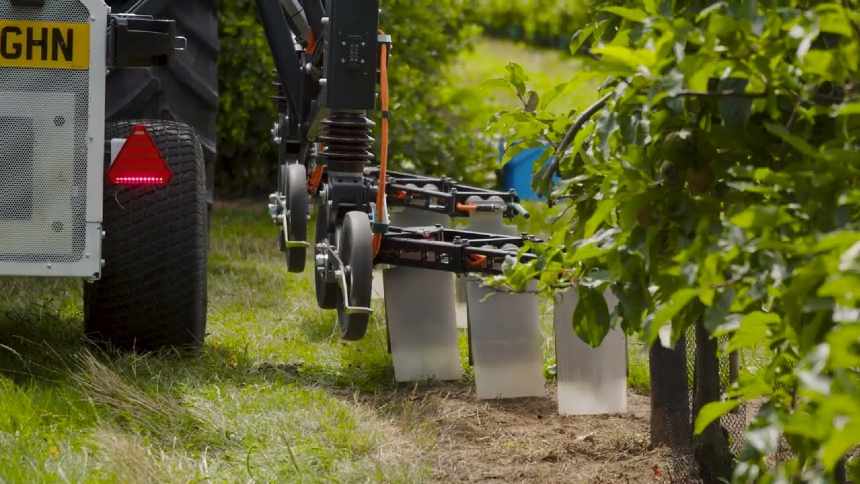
[497,1,860,479]
[474,0,591,49]
[216,0,494,194]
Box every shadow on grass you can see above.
[0,297,399,398]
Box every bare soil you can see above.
[365,383,699,483]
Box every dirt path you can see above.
[362,384,695,483]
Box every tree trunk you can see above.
[693,320,734,483]
[650,335,691,448]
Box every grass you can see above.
[0,202,427,483]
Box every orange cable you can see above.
[372,38,390,256]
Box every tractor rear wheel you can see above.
[84,120,208,352]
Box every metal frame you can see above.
[376,226,538,275]
[0,0,106,278]
[365,168,530,219]
[257,0,542,327]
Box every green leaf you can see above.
[828,325,860,369]
[837,103,860,116]
[730,205,783,229]
[765,123,825,160]
[591,45,657,71]
[727,312,779,352]
[570,24,596,55]
[695,2,727,22]
[822,421,860,471]
[573,288,611,347]
[694,400,741,435]
[505,63,528,98]
[584,200,617,238]
[600,6,648,23]
[647,289,699,345]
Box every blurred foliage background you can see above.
[474,0,590,49]
[215,0,591,195]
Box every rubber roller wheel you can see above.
[284,164,308,273]
[336,211,373,341]
[314,187,339,309]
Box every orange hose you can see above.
[306,31,318,54]
[372,39,390,256]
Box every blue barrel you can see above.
[501,146,550,201]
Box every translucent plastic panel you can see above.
[467,280,545,399]
[454,276,468,329]
[554,290,627,415]
[384,267,463,382]
[383,206,462,382]
[465,209,544,399]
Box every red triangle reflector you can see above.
[107,125,172,187]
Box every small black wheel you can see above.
[314,187,339,309]
[336,211,373,341]
[285,164,308,273]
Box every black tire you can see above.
[336,211,373,341]
[315,187,339,309]
[285,164,308,273]
[105,0,219,206]
[84,120,208,352]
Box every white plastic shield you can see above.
[467,280,545,399]
[383,205,462,382]
[554,290,627,415]
[466,209,544,399]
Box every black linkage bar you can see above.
[364,168,530,219]
[376,226,540,275]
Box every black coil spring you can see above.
[319,112,376,173]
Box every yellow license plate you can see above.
[0,20,89,70]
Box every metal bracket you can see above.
[324,244,373,315]
[280,201,311,249]
[108,14,178,68]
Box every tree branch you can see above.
[538,92,613,187]
[675,90,768,98]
